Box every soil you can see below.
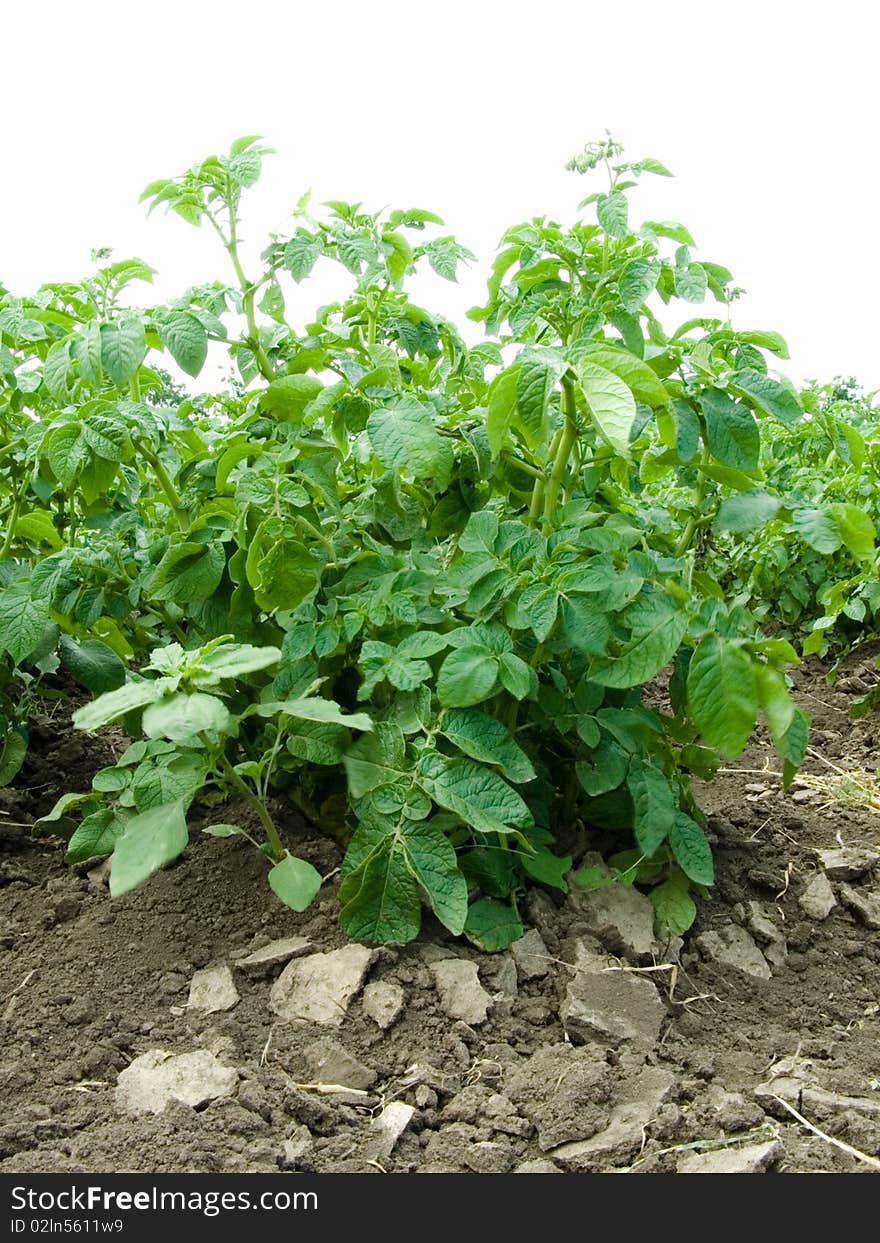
[1,658,879,1175]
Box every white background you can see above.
[2,0,877,391]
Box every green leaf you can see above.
[46,424,87,488]
[340,832,422,943]
[65,809,126,863]
[204,823,244,837]
[831,503,875,560]
[249,536,320,612]
[486,367,519,458]
[259,374,323,424]
[0,583,50,664]
[674,261,708,303]
[590,592,687,689]
[668,813,714,885]
[516,357,558,449]
[463,899,523,951]
[253,697,372,730]
[73,320,103,383]
[151,542,226,603]
[498,651,533,700]
[730,369,801,427]
[284,232,323,281]
[132,754,207,811]
[755,665,795,742]
[436,646,498,707]
[774,707,809,786]
[597,191,628,238]
[576,360,638,455]
[577,344,669,407]
[791,507,842,554]
[269,854,322,912]
[522,847,571,891]
[109,801,189,897]
[344,724,407,798]
[626,757,675,857]
[618,259,661,312]
[736,330,790,360]
[159,313,208,378]
[339,816,467,942]
[404,818,468,933]
[687,635,758,758]
[32,791,97,833]
[142,692,231,741]
[14,510,62,550]
[560,596,612,656]
[419,751,532,836]
[193,643,281,683]
[715,490,781,533]
[576,736,629,796]
[0,730,26,786]
[101,315,147,387]
[441,708,536,783]
[700,389,760,472]
[74,681,158,732]
[286,719,348,765]
[366,398,454,481]
[651,870,696,936]
[59,636,126,694]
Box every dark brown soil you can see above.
[1,659,879,1174]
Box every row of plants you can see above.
[0,135,835,946]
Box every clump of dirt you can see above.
[1,661,878,1174]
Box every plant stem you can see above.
[0,486,23,559]
[224,195,275,383]
[136,441,188,533]
[217,751,285,861]
[529,428,563,522]
[674,443,710,557]
[542,375,578,526]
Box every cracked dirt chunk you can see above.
[568,881,657,962]
[428,959,491,1024]
[798,872,837,920]
[515,1159,561,1173]
[366,1102,415,1159]
[186,964,239,1014]
[739,902,787,968]
[504,1043,612,1150]
[510,927,552,980]
[303,1037,376,1090]
[676,1139,783,1173]
[549,1067,675,1170]
[361,980,405,1030]
[559,942,665,1050]
[815,847,879,881]
[695,925,771,979]
[839,884,880,930]
[270,944,375,1025]
[231,936,312,978]
[115,1050,238,1116]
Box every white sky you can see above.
[3,1,878,392]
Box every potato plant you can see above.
[0,136,811,946]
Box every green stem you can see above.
[0,487,23,559]
[529,428,563,523]
[137,442,188,533]
[542,376,578,526]
[501,451,545,482]
[217,751,285,861]
[292,513,336,559]
[674,442,710,557]
[225,199,275,383]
